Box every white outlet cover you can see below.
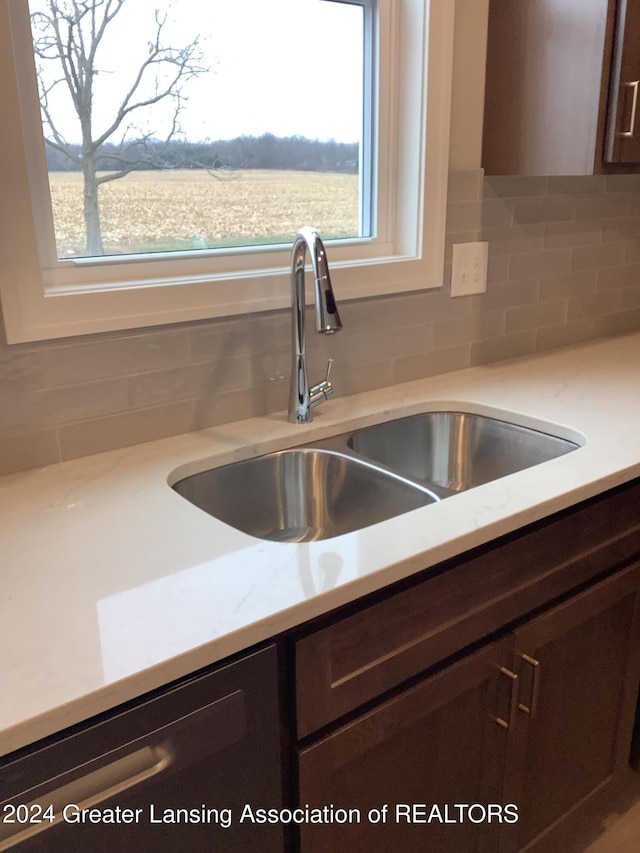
[451,241,488,297]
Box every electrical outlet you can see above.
[451,241,488,296]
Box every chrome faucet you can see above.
[288,227,342,423]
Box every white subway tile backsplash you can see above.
[538,270,597,300]
[625,240,640,263]
[567,291,621,321]
[479,279,539,310]
[0,430,59,475]
[508,248,572,280]
[602,216,640,242]
[547,176,607,195]
[43,380,129,426]
[484,176,548,199]
[512,196,576,225]
[44,330,191,387]
[0,349,47,391]
[571,242,626,271]
[58,400,198,460]
[593,309,640,337]
[446,201,483,233]
[535,318,596,351]
[596,264,640,291]
[470,330,538,365]
[606,175,640,192]
[127,358,251,410]
[544,220,603,249]
[620,285,640,310]
[480,199,514,229]
[434,310,505,349]
[393,345,471,383]
[573,193,631,220]
[506,300,567,334]
[482,223,545,255]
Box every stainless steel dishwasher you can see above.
[0,645,284,852]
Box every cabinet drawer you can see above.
[295,479,640,737]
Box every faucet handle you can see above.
[325,358,334,386]
[322,359,335,400]
[310,359,336,407]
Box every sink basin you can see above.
[347,411,580,494]
[171,409,580,542]
[172,448,438,542]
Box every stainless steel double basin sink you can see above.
[171,410,581,543]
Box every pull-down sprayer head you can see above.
[293,226,342,335]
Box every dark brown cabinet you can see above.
[482,0,640,175]
[605,0,640,163]
[507,563,640,851]
[297,564,640,853]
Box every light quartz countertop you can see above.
[2,331,640,757]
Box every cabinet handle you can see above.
[518,654,541,718]
[491,667,518,730]
[620,81,640,138]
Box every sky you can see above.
[28,0,364,145]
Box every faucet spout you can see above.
[288,227,342,423]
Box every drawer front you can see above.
[296,479,640,737]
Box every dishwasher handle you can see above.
[0,688,245,851]
[0,745,169,851]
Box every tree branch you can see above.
[30,0,209,254]
[93,25,206,148]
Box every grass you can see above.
[48,169,360,258]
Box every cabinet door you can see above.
[298,638,516,853]
[507,563,640,851]
[606,0,640,162]
[483,0,611,176]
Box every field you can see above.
[48,169,360,257]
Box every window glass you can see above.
[27,0,366,260]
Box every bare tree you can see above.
[31,0,206,255]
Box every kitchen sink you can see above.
[171,410,581,542]
[346,411,580,495]
[172,448,438,543]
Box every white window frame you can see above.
[0,0,453,344]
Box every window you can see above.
[0,0,453,343]
[29,0,368,259]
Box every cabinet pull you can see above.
[518,654,541,718]
[492,667,518,730]
[620,81,640,137]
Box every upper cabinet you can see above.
[482,0,640,175]
[607,0,640,163]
